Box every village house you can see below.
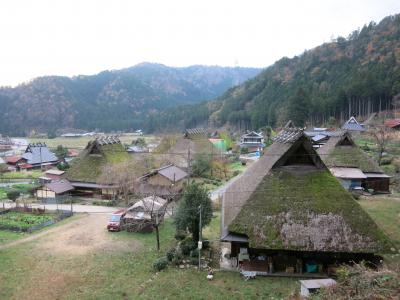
[341,116,365,132]
[167,128,215,169]
[384,119,400,130]
[36,179,74,200]
[3,143,58,171]
[66,136,127,198]
[239,131,265,153]
[317,131,390,193]
[221,128,391,277]
[136,164,188,198]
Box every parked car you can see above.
[107,209,127,232]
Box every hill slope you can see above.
[155,14,400,131]
[0,63,260,135]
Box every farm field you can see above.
[0,212,53,231]
[28,134,158,150]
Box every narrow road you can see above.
[209,171,246,202]
[2,202,121,213]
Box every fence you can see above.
[0,208,73,233]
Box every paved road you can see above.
[2,203,120,214]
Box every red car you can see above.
[107,209,126,232]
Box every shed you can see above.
[37,180,74,199]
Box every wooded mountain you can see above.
[0,63,260,135]
[154,14,400,131]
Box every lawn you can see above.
[0,214,298,299]
[358,197,400,247]
[0,230,26,244]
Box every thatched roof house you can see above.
[167,128,214,168]
[317,131,390,193]
[66,136,129,196]
[342,116,365,132]
[221,128,391,274]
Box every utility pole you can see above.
[187,148,191,184]
[198,204,202,270]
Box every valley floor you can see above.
[0,195,399,299]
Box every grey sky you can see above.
[0,0,399,86]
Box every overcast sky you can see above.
[0,0,399,86]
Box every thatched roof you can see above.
[66,137,129,183]
[317,132,383,173]
[222,129,391,253]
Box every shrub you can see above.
[171,252,183,266]
[380,157,392,165]
[190,248,199,257]
[175,230,187,241]
[189,257,199,266]
[180,237,196,255]
[232,170,241,177]
[166,247,177,261]
[153,257,168,271]
[202,240,210,249]
[7,190,20,202]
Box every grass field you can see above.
[0,230,26,244]
[0,170,42,179]
[0,213,298,299]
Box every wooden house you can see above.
[66,136,128,198]
[239,131,265,153]
[317,131,390,193]
[136,164,188,198]
[36,180,74,199]
[221,128,391,276]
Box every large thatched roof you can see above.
[222,129,391,253]
[317,131,383,173]
[66,137,129,183]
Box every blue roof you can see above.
[342,117,365,131]
[22,143,58,165]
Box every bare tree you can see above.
[368,124,393,166]
[97,159,146,205]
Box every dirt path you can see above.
[0,213,142,255]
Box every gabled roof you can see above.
[223,128,391,253]
[66,137,129,183]
[184,128,207,138]
[342,116,365,131]
[5,155,23,164]
[22,143,58,165]
[46,180,74,194]
[242,131,263,138]
[384,119,400,128]
[317,132,383,173]
[140,164,188,183]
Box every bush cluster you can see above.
[180,237,197,255]
[153,257,168,271]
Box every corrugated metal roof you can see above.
[329,167,366,179]
[158,165,188,182]
[46,180,74,194]
[364,172,391,178]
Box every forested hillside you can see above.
[0,63,260,135]
[154,14,400,131]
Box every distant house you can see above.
[384,119,400,130]
[66,136,128,198]
[21,143,58,170]
[317,131,390,193]
[341,116,365,132]
[221,128,391,276]
[239,131,265,153]
[137,164,188,198]
[36,180,74,199]
[44,169,65,181]
[168,128,215,168]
